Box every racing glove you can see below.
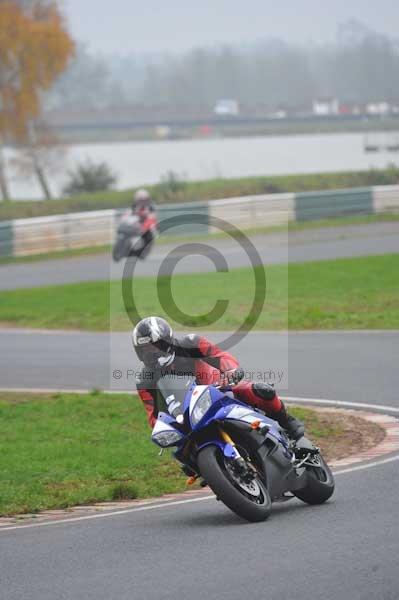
[219,367,245,387]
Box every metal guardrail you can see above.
[1,185,399,258]
[295,187,373,221]
[12,210,115,257]
[209,193,295,230]
[0,221,13,257]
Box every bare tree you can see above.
[11,121,66,200]
[0,142,9,201]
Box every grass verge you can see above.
[1,166,399,220]
[0,391,382,516]
[0,254,398,330]
[1,212,399,266]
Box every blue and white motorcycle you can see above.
[151,374,335,522]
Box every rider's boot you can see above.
[235,382,305,440]
[274,402,305,440]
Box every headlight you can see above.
[152,430,182,447]
[191,389,212,426]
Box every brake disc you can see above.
[224,460,261,497]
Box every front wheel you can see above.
[197,445,271,522]
[293,454,335,505]
[112,241,124,262]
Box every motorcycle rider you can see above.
[131,189,158,257]
[132,188,156,217]
[133,316,305,440]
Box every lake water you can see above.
[4,131,399,200]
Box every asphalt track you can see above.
[0,332,398,600]
[1,221,399,290]
[1,330,398,406]
[1,459,398,600]
[1,223,398,599]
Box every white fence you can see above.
[208,192,295,231]
[372,185,399,213]
[12,210,117,256]
[3,185,399,257]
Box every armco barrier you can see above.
[0,221,13,257]
[157,201,209,236]
[13,210,116,256]
[2,185,399,258]
[11,202,209,257]
[209,193,295,231]
[62,210,115,250]
[372,185,399,214]
[295,187,373,221]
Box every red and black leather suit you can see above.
[136,333,284,429]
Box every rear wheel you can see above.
[128,237,145,258]
[137,239,153,260]
[293,454,335,505]
[197,445,271,522]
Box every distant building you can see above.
[366,102,390,115]
[312,97,339,116]
[214,99,240,116]
[338,103,362,115]
[268,109,287,119]
[155,125,171,139]
[338,104,351,115]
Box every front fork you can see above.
[185,427,246,486]
[218,426,241,459]
[185,426,257,485]
[218,427,258,480]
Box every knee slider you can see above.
[252,382,276,401]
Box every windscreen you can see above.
[157,374,196,418]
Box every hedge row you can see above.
[1,166,398,221]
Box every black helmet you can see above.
[132,316,175,368]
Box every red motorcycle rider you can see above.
[131,189,158,256]
[133,316,304,440]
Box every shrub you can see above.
[157,170,187,202]
[62,159,117,195]
[1,167,399,221]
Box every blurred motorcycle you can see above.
[112,210,158,262]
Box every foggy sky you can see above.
[63,0,399,55]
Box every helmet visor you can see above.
[136,342,172,368]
